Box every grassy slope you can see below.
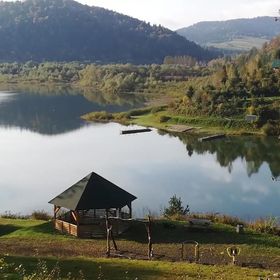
[82,93,280,136]
[206,36,269,51]
[130,111,259,135]
[82,108,259,135]
[0,218,279,279]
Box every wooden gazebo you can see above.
[49,172,137,238]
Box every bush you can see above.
[85,111,113,121]
[249,217,279,235]
[262,120,280,136]
[164,195,189,219]
[0,211,29,219]
[188,213,280,235]
[159,115,171,123]
[31,210,51,221]
[151,106,164,114]
[113,112,130,123]
[257,107,280,125]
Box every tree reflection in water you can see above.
[159,130,280,179]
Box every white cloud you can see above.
[1,0,279,29]
[77,0,280,29]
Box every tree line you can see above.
[167,38,280,134]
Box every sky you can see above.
[76,0,280,30]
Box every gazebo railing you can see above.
[54,219,78,236]
[58,209,130,224]
[54,209,131,238]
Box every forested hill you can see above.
[0,0,213,64]
[177,17,280,52]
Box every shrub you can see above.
[188,213,280,235]
[151,106,164,114]
[113,112,130,123]
[262,120,280,136]
[31,210,51,221]
[0,211,29,220]
[159,115,171,123]
[164,195,189,219]
[249,217,279,235]
[85,111,113,121]
[257,107,280,125]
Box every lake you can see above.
[0,89,279,220]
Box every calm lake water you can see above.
[0,89,280,220]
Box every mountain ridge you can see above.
[177,16,280,52]
[0,0,213,63]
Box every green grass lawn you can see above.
[0,218,280,279]
[1,255,277,280]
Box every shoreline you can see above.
[0,81,276,137]
[82,107,264,137]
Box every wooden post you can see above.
[54,205,56,219]
[110,225,118,251]
[119,208,123,219]
[115,208,120,235]
[145,216,153,260]
[54,205,61,220]
[71,211,79,225]
[105,210,111,257]
[105,210,118,257]
[71,210,80,237]
[128,203,132,218]
[195,244,200,263]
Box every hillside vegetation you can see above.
[165,37,280,130]
[0,62,209,96]
[1,35,280,135]
[81,37,280,135]
[177,17,280,52]
[0,0,213,63]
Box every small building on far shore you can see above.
[49,172,137,238]
[245,115,258,123]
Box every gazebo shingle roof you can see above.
[49,172,137,210]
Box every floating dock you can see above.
[198,134,226,142]
[121,128,152,135]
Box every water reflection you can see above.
[0,87,144,135]
[0,87,279,219]
[0,123,279,219]
[0,92,17,104]
[159,131,280,179]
